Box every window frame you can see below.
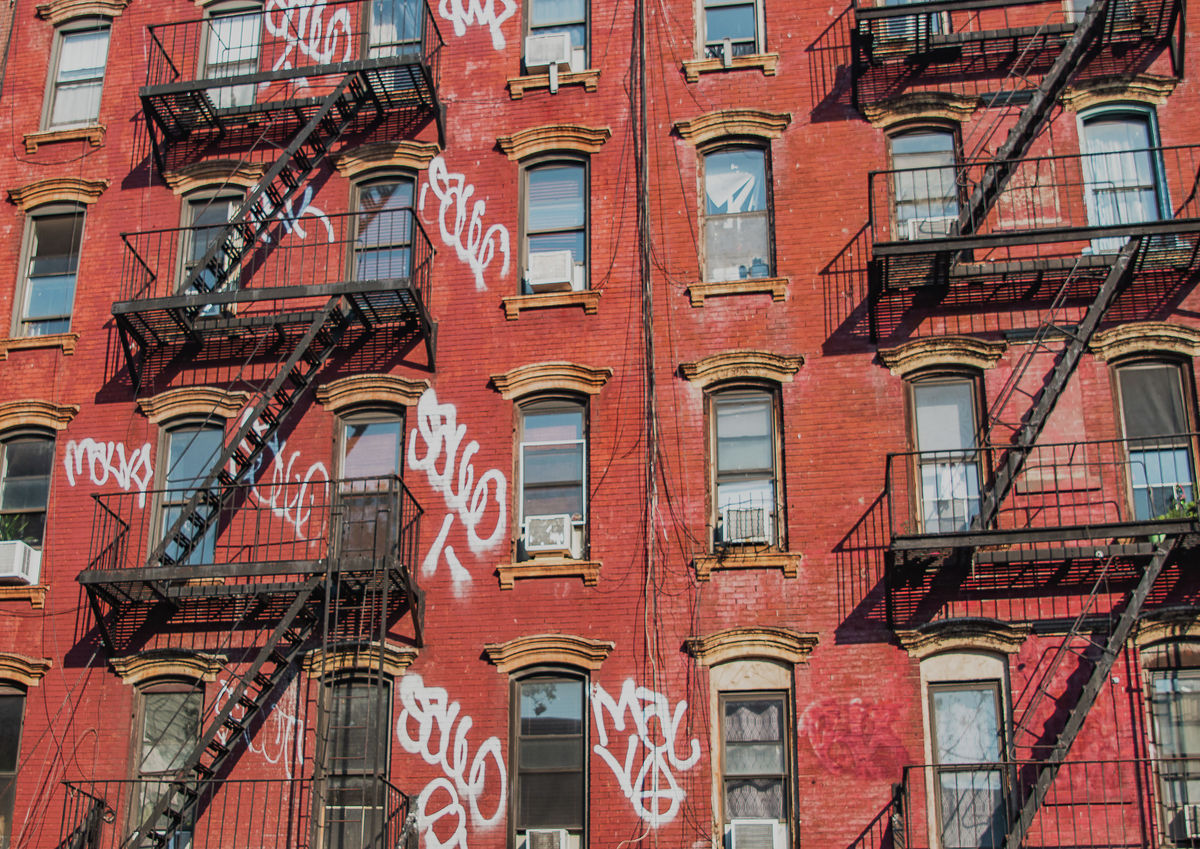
[350,176,418,285]
[129,680,203,846]
[1144,662,1200,845]
[516,396,588,560]
[524,0,589,68]
[13,204,85,338]
[887,125,962,242]
[335,407,406,562]
[700,0,766,62]
[0,430,56,548]
[0,686,24,849]
[700,142,775,283]
[199,1,263,110]
[40,18,111,130]
[707,384,785,551]
[363,0,424,58]
[718,689,792,833]
[508,667,589,847]
[152,421,225,567]
[177,192,244,304]
[520,157,590,295]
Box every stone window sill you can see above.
[0,585,47,608]
[682,53,779,83]
[688,276,787,307]
[0,333,79,359]
[502,290,601,320]
[693,550,800,581]
[508,68,600,99]
[24,125,105,153]
[497,556,602,589]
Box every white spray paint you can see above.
[437,0,517,49]
[234,409,330,540]
[419,155,509,291]
[213,676,304,777]
[257,184,335,244]
[263,0,353,72]
[62,439,154,508]
[406,388,506,588]
[397,674,506,849]
[591,680,701,827]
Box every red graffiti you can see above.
[800,697,910,779]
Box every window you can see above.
[0,435,54,547]
[928,681,1007,849]
[890,129,959,240]
[1116,362,1195,520]
[0,690,23,849]
[1080,108,1168,252]
[367,0,422,57]
[911,376,981,533]
[522,161,587,294]
[1148,667,1200,843]
[512,673,586,843]
[526,0,587,67]
[702,0,762,60]
[203,5,261,109]
[518,400,586,560]
[135,686,202,846]
[703,147,772,282]
[353,179,416,283]
[720,693,789,841]
[711,389,780,547]
[180,195,241,301]
[318,679,392,849]
[158,426,223,565]
[338,411,405,561]
[16,208,84,337]
[44,23,109,129]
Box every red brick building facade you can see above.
[0,1,1196,849]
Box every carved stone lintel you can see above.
[137,387,249,424]
[679,350,803,388]
[0,652,52,686]
[495,557,602,589]
[333,141,440,178]
[0,399,79,432]
[163,160,265,195]
[877,336,1006,378]
[895,618,1031,660]
[497,125,611,161]
[685,626,818,666]
[110,650,223,686]
[0,333,78,359]
[860,91,982,130]
[1062,74,1178,112]
[8,177,107,211]
[0,586,47,608]
[302,641,419,678]
[507,68,601,100]
[315,374,430,412]
[1090,321,1200,361]
[491,362,613,400]
[692,550,800,581]
[501,290,600,320]
[24,125,105,154]
[35,0,128,25]
[1135,609,1200,648]
[674,109,791,146]
[688,277,787,307]
[682,53,779,83]
[484,632,614,671]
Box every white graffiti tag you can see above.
[234,410,330,539]
[592,680,701,827]
[264,0,353,72]
[437,0,517,50]
[214,676,304,777]
[397,674,506,849]
[258,184,335,244]
[63,439,154,508]
[419,155,509,291]
[406,388,506,587]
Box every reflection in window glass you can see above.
[930,683,1005,849]
[704,149,770,281]
[21,212,83,337]
[1081,112,1163,252]
[369,0,422,56]
[0,694,23,849]
[530,0,586,49]
[322,680,391,849]
[0,438,54,546]
[891,131,958,240]
[521,404,586,522]
[703,0,759,58]
[161,427,223,565]
[48,27,109,128]
[713,391,776,545]
[356,180,415,282]
[1118,363,1194,519]
[516,676,585,830]
[137,690,201,843]
[913,379,980,533]
[525,164,587,293]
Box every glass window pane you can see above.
[166,428,223,488]
[3,440,53,480]
[208,13,261,66]
[725,778,784,819]
[706,150,766,214]
[29,215,83,277]
[343,419,403,478]
[517,771,583,828]
[528,231,586,264]
[369,0,422,53]
[914,381,976,453]
[932,686,1001,764]
[523,444,584,487]
[706,5,756,42]
[519,738,584,770]
[0,697,23,772]
[140,692,201,775]
[520,679,583,735]
[1119,365,1188,438]
[58,29,109,80]
[704,213,770,282]
[325,683,390,774]
[528,166,585,232]
[524,409,583,443]
[531,0,586,25]
[938,770,1005,849]
[716,398,773,473]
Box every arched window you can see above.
[353,176,417,284]
[157,422,223,565]
[518,398,587,560]
[512,668,587,843]
[522,159,588,294]
[1114,359,1196,519]
[702,145,772,282]
[710,386,781,547]
[42,17,110,129]
[133,680,203,842]
[1079,105,1167,252]
[908,372,983,533]
[889,127,959,240]
[0,431,55,549]
[16,204,85,337]
[0,685,24,849]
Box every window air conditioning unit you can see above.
[524,33,573,71]
[722,505,770,544]
[728,819,786,849]
[1181,803,1200,840]
[0,541,40,585]
[527,250,575,292]
[905,215,957,240]
[527,829,568,849]
[524,514,573,554]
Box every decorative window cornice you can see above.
[895,618,1030,660]
[861,92,980,131]
[685,627,818,667]
[1089,321,1200,362]
[334,141,441,179]
[137,387,248,424]
[0,400,79,432]
[302,641,418,678]
[1062,74,1177,112]
[8,177,107,211]
[496,557,602,589]
[507,68,600,99]
[0,653,52,687]
[36,0,128,25]
[679,350,803,388]
[673,110,791,146]
[1134,610,1200,649]
[483,634,615,674]
[24,125,105,154]
[163,160,264,196]
[110,650,223,686]
[496,125,611,161]
[877,336,1005,378]
[315,374,430,412]
[682,52,779,83]
[491,362,613,400]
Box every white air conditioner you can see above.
[527,250,575,292]
[905,215,957,240]
[1181,803,1200,840]
[526,829,569,849]
[0,540,40,585]
[524,33,573,71]
[728,819,786,849]
[524,514,573,554]
[722,505,770,544]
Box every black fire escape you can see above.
[68,5,440,849]
[853,0,1197,843]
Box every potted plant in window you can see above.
[0,515,40,584]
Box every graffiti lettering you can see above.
[235,410,330,539]
[213,676,303,777]
[63,439,154,508]
[264,0,353,72]
[258,184,335,244]
[419,155,509,291]
[437,0,517,50]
